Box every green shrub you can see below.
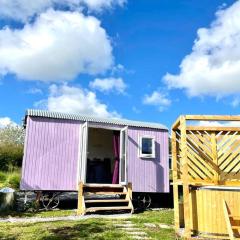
[0,144,23,171]
[7,172,20,189]
[0,170,21,190]
[0,171,7,182]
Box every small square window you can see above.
[139,136,155,158]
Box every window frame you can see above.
[138,135,156,159]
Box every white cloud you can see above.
[89,77,127,93]
[196,120,240,127]
[27,88,43,94]
[132,106,141,114]
[164,0,240,98]
[0,117,17,128]
[231,97,240,108]
[143,91,171,112]
[35,84,120,118]
[0,9,113,82]
[82,0,126,12]
[0,0,126,22]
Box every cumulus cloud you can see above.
[195,120,240,127]
[231,97,240,108]
[35,84,120,118]
[143,91,171,112]
[0,117,17,128]
[0,10,113,82]
[27,88,43,94]
[89,77,127,93]
[164,0,240,98]
[82,0,126,12]
[0,0,126,22]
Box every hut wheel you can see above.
[40,192,60,210]
[137,194,151,209]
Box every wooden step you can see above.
[84,191,127,195]
[85,206,132,213]
[84,184,124,188]
[85,199,129,203]
[232,226,240,230]
[230,215,240,220]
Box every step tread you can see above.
[84,192,127,195]
[232,225,240,229]
[85,206,132,212]
[85,199,129,203]
[230,215,240,220]
[84,184,124,188]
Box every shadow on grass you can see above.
[42,222,109,240]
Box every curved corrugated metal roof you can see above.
[25,109,168,130]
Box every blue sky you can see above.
[0,0,239,128]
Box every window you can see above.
[139,136,155,158]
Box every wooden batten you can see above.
[185,115,240,121]
[187,126,240,132]
[172,130,180,231]
[180,116,191,238]
[172,116,181,130]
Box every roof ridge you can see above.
[25,109,168,130]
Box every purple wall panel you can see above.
[21,117,81,191]
[127,127,169,193]
[21,117,169,193]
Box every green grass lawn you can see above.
[0,169,21,190]
[0,209,76,218]
[132,209,174,240]
[0,209,175,240]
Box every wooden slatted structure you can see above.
[172,115,240,239]
[223,200,240,240]
[77,182,134,215]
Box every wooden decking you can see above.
[77,183,134,215]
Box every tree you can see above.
[0,125,25,146]
[0,124,25,171]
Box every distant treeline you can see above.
[0,125,24,171]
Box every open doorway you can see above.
[86,128,120,184]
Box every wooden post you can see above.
[211,132,219,184]
[180,116,191,239]
[127,182,132,199]
[127,182,134,213]
[77,181,84,215]
[172,130,180,232]
[223,200,234,240]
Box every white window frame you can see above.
[138,135,156,159]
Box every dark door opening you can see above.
[86,128,120,184]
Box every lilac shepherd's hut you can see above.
[21,109,169,212]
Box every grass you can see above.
[132,209,174,239]
[0,169,21,190]
[0,209,175,240]
[0,219,130,240]
[0,209,76,218]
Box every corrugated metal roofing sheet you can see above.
[25,109,168,130]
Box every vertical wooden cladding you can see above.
[191,188,240,238]
[127,127,169,193]
[21,116,81,191]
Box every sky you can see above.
[0,0,239,129]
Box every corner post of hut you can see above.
[172,119,180,232]
[180,115,191,239]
